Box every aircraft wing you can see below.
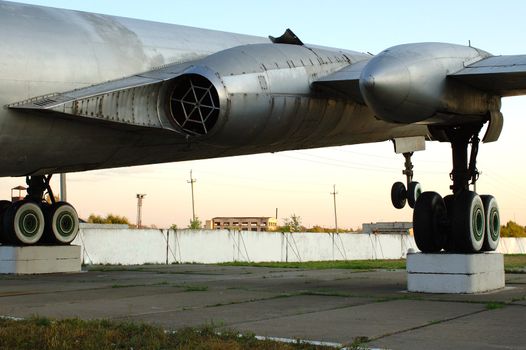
[311,59,369,103]
[9,62,194,133]
[313,54,526,103]
[449,55,526,96]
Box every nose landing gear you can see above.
[391,152,422,209]
[0,174,79,246]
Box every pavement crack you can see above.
[367,308,489,343]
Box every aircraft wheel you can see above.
[0,200,12,243]
[452,191,484,253]
[480,195,500,251]
[391,182,407,209]
[413,191,447,253]
[407,181,422,209]
[3,200,45,245]
[442,194,455,252]
[43,202,79,244]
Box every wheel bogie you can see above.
[0,200,79,246]
[413,190,502,254]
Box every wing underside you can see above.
[8,61,194,132]
[450,54,526,96]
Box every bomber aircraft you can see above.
[0,1,524,253]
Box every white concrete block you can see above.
[407,252,505,294]
[0,245,81,274]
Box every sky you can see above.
[4,0,526,230]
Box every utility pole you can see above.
[331,184,339,234]
[136,194,146,229]
[188,170,196,221]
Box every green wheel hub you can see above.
[473,207,484,242]
[19,210,40,238]
[489,209,500,241]
[56,212,75,237]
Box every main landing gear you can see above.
[0,175,79,246]
[392,125,500,253]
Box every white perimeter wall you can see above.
[71,228,526,265]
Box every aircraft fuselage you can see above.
[0,1,427,177]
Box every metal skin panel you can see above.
[312,59,371,103]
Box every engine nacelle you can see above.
[359,43,493,124]
[162,43,357,145]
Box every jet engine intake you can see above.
[168,74,220,136]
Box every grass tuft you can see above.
[485,302,505,310]
[184,285,209,292]
[221,255,526,272]
[0,318,336,349]
[220,259,406,270]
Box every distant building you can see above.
[362,222,413,235]
[206,217,278,232]
[11,185,26,202]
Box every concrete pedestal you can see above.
[407,252,504,294]
[0,245,81,274]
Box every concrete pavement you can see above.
[0,264,525,349]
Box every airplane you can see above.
[0,0,523,254]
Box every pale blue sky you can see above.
[3,0,526,229]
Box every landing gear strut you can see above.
[0,175,79,246]
[412,125,500,253]
[391,152,422,209]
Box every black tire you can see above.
[451,191,485,253]
[3,200,45,245]
[0,200,12,243]
[391,182,407,209]
[43,202,79,244]
[413,191,447,253]
[443,194,455,252]
[480,195,500,251]
[407,181,422,209]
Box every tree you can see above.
[188,217,202,229]
[87,214,130,225]
[307,225,337,233]
[281,214,303,232]
[500,221,526,237]
[44,193,60,204]
[169,224,178,230]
